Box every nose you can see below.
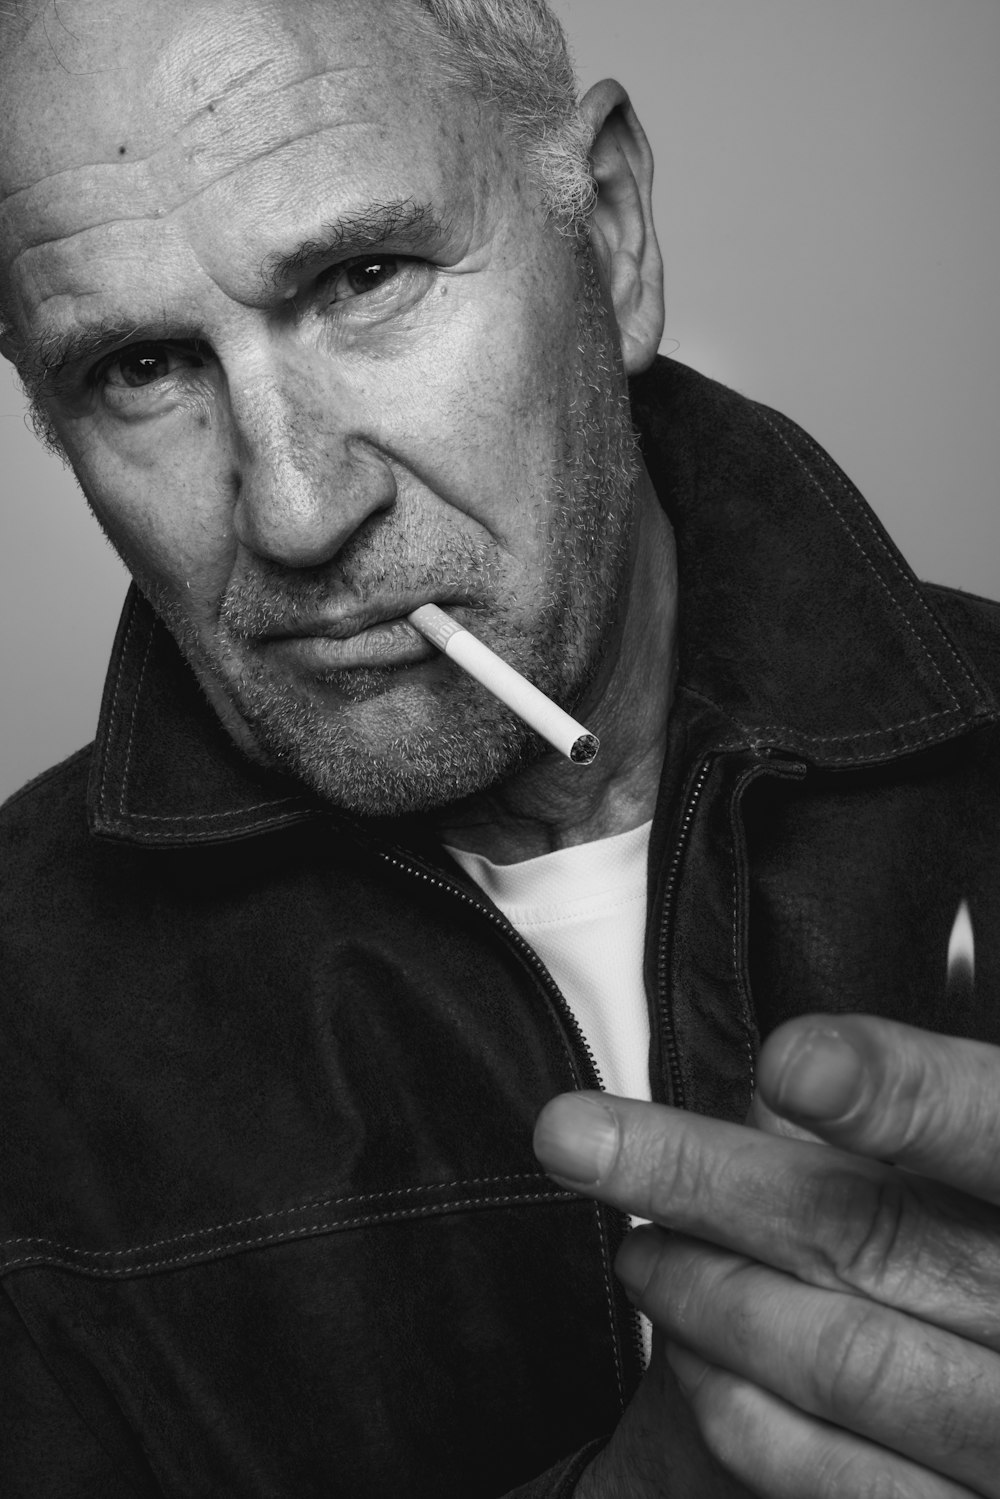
[229,372,396,569]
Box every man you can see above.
[2,0,1000,1494]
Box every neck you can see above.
[433,468,678,863]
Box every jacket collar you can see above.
[89,357,996,847]
[630,359,995,761]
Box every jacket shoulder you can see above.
[0,745,93,850]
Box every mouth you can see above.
[254,601,464,673]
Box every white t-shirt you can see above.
[445,820,655,1364]
[445,820,653,1103]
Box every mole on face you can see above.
[118,145,127,155]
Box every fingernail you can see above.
[533,1094,619,1185]
[774,1029,863,1120]
[615,1232,656,1299]
[665,1342,710,1397]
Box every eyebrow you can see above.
[19,197,448,394]
[260,197,445,290]
[18,316,203,397]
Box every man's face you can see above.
[0,0,640,815]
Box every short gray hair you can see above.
[413,0,596,230]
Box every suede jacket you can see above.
[3,358,1000,1498]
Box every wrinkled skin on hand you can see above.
[535,1016,1000,1497]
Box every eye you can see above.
[324,256,403,304]
[99,341,205,390]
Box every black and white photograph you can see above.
[1,2,999,1493]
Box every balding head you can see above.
[0,0,590,219]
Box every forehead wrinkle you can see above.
[3,110,376,305]
[151,58,385,185]
[173,59,357,131]
[199,56,273,106]
[0,60,369,206]
[9,209,173,276]
[154,65,391,200]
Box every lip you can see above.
[259,596,470,643]
[259,611,441,673]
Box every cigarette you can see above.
[407,603,599,765]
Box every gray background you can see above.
[2,0,998,804]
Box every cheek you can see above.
[68,423,238,617]
[378,274,579,548]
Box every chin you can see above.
[230,670,537,818]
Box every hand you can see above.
[534,1016,1000,1498]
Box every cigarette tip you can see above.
[570,733,600,765]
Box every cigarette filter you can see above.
[407,603,599,765]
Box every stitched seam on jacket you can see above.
[0,1189,578,1277]
[115,800,312,824]
[730,765,761,1098]
[97,813,316,840]
[118,625,156,817]
[678,684,967,749]
[781,419,984,699]
[97,602,140,822]
[756,409,969,708]
[0,1174,556,1261]
[103,611,311,827]
[591,1200,626,1412]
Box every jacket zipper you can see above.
[655,758,714,1110]
[653,750,807,1110]
[371,845,649,1382]
[374,847,606,1090]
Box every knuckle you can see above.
[813,1299,998,1464]
[796,1165,922,1300]
[795,1162,1000,1346]
[814,1301,903,1425]
[642,1119,714,1220]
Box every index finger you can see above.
[531,1091,1000,1344]
[758,1014,1000,1202]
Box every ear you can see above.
[579,79,664,375]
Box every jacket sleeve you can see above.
[0,1287,157,1498]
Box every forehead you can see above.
[0,0,490,348]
